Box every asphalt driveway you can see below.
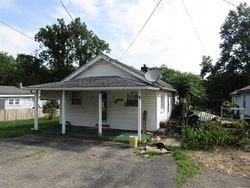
[0,135,176,188]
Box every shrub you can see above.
[239,138,250,151]
[182,122,230,150]
[42,100,59,120]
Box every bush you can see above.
[182,122,230,150]
[239,138,250,151]
[42,100,59,120]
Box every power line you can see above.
[119,0,162,60]
[0,20,36,42]
[181,0,207,55]
[222,0,237,7]
[59,0,74,21]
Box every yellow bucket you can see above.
[129,136,138,148]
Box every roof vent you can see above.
[141,64,149,72]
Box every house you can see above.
[0,85,36,110]
[25,54,176,140]
[230,85,250,119]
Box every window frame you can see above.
[125,91,138,107]
[14,99,20,105]
[71,91,83,105]
[243,95,246,108]
[160,94,165,111]
[8,99,14,105]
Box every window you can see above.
[15,99,20,105]
[71,91,82,105]
[168,94,171,112]
[160,94,165,110]
[126,91,138,106]
[8,99,20,105]
[243,95,246,108]
[9,99,14,105]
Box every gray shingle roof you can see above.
[26,76,148,89]
[0,86,31,95]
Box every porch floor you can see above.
[40,124,152,143]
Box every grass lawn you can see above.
[173,149,200,188]
[0,118,152,143]
[0,117,60,138]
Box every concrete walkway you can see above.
[0,135,176,188]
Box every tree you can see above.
[218,3,250,77]
[16,54,52,85]
[156,65,206,107]
[35,18,110,81]
[200,3,250,112]
[0,52,17,85]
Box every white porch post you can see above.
[98,92,102,135]
[34,90,39,130]
[138,90,142,141]
[61,90,66,134]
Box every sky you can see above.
[0,0,249,74]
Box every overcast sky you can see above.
[0,0,248,74]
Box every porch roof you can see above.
[25,76,156,91]
[24,76,176,91]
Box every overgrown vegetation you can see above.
[0,117,59,138]
[182,120,249,150]
[173,149,200,188]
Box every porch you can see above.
[41,124,152,143]
[33,89,157,141]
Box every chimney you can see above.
[141,64,149,72]
[16,82,23,89]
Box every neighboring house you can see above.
[0,85,35,110]
[0,85,45,110]
[25,54,176,140]
[230,85,250,119]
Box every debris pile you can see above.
[138,142,171,157]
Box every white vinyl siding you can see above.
[4,97,34,109]
[63,90,160,131]
[73,60,141,81]
[65,91,98,127]
[157,92,173,126]
[232,94,250,117]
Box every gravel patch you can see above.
[183,169,250,188]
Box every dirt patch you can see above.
[187,147,250,177]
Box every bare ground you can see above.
[187,147,250,177]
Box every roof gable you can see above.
[63,54,151,84]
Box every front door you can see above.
[102,92,108,123]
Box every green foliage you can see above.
[155,65,206,107]
[42,100,59,120]
[200,3,250,112]
[182,122,230,150]
[0,117,59,138]
[0,52,52,86]
[239,138,250,151]
[0,52,17,85]
[15,54,52,85]
[173,149,200,188]
[35,18,110,80]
